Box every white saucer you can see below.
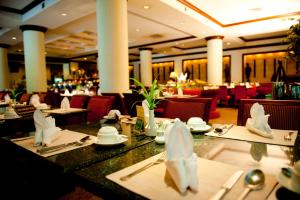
[103,115,116,120]
[94,136,128,146]
[277,171,300,194]
[190,125,212,132]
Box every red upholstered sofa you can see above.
[182,88,201,96]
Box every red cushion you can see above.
[182,88,201,96]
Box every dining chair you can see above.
[122,93,145,116]
[19,93,32,104]
[86,96,115,123]
[217,86,231,106]
[233,85,248,107]
[237,99,300,130]
[101,93,126,114]
[163,97,212,122]
[200,89,220,119]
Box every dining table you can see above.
[0,120,299,200]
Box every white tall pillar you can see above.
[174,58,182,75]
[205,36,224,85]
[139,48,152,87]
[20,25,47,93]
[133,62,140,81]
[0,44,10,90]
[63,63,70,80]
[96,0,129,93]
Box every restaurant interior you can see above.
[1,0,300,199]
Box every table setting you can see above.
[205,103,298,147]
[106,119,278,200]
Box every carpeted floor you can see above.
[209,107,238,125]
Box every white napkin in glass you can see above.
[165,118,198,193]
[4,94,11,103]
[33,110,61,146]
[246,103,273,138]
[60,97,70,110]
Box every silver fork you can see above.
[120,152,166,181]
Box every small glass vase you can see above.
[145,109,157,136]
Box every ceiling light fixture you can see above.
[84,57,87,60]
[143,5,150,9]
[135,28,140,32]
[61,13,67,16]
[12,37,16,40]
[226,42,231,45]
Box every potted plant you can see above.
[285,19,300,69]
[130,78,161,136]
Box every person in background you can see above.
[245,63,252,82]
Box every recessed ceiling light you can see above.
[17,49,22,52]
[12,37,16,40]
[61,13,67,16]
[202,31,206,34]
[226,42,231,45]
[135,28,140,32]
[143,5,150,9]
[45,52,47,55]
[84,57,87,60]
[175,42,179,45]
[181,44,185,46]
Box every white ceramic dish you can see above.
[190,125,211,132]
[94,135,128,146]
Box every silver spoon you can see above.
[237,169,265,200]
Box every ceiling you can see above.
[0,0,299,62]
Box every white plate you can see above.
[94,137,128,146]
[190,125,212,132]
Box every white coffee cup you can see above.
[187,117,206,130]
[97,126,121,144]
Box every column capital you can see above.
[20,25,47,33]
[0,43,10,48]
[139,47,153,51]
[205,35,224,41]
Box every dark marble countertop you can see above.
[1,122,300,199]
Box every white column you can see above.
[174,58,182,75]
[0,44,10,90]
[20,25,47,93]
[96,0,129,93]
[139,48,152,87]
[205,36,224,85]
[133,62,140,81]
[63,63,70,80]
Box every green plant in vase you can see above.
[130,78,161,136]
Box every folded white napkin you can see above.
[4,94,11,103]
[165,118,198,193]
[64,89,70,95]
[178,72,187,83]
[246,103,273,138]
[60,97,70,110]
[33,110,61,146]
[107,109,121,118]
[30,94,40,107]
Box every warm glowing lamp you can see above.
[169,71,178,81]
